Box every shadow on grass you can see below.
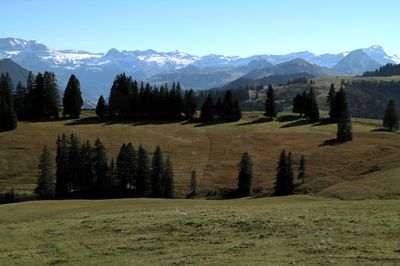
[319,138,352,146]
[280,119,309,128]
[65,116,187,126]
[236,117,272,126]
[312,118,335,127]
[370,127,399,133]
[278,114,301,122]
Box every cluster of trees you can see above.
[0,73,17,131]
[34,134,175,199]
[96,73,196,119]
[363,63,400,77]
[200,90,242,121]
[292,88,320,123]
[383,100,399,131]
[236,150,306,197]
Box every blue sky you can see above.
[2,0,399,56]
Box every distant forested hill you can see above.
[363,63,400,77]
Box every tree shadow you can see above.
[280,119,309,128]
[236,117,272,126]
[65,116,187,126]
[370,127,399,133]
[194,119,236,127]
[312,118,335,127]
[277,114,301,122]
[319,138,351,146]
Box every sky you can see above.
[1,0,400,57]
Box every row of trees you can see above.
[200,90,242,121]
[236,150,306,197]
[97,73,196,119]
[0,73,17,131]
[292,88,320,122]
[35,134,175,199]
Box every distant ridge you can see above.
[0,58,30,87]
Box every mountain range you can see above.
[0,37,399,101]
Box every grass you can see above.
[0,196,399,265]
[1,111,399,199]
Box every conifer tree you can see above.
[14,82,28,120]
[55,134,69,198]
[305,88,319,123]
[93,138,110,196]
[116,143,128,192]
[162,156,174,198]
[42,71,60,119]
[0,73,17,131]
[68,134,81,193]
[298,155,305,184]
[237,152,253,197]
[78,141,94,196]
[383,100,399,131]
[183,89,197,119]
[189,170,197,197]
[274,149,294,196]
[96,95,108,118]
[125,143,137,190]
[233,99,242,121]
[136,145,151,196]
[35,146,55,199]
[151,146,164,197]
[24,71,35,119]
[63,74,83,118]
[200,93,215,121]
[335,88,352,142]
[287,152,294,193]
[265,85,277,119]
[327,83,336,121]
[292,92,306,117]
[330,86,346,122]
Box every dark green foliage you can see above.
[274,149,294,196]
[327,83,336,121]
[67,134,81,193]
[116,144,129,191]
[93,138,110,195]
[162,156,174,198]
[55,134,69,199]
[0,73,17,131]
[237,152,253,197]
[13,82,28,120]
[35,146,55,199]
[218,90,242,121]
[329,86,347,122]
[78,141,94,196]
[136,145,151,196]
[304,88,319,123]
[151,146,164,197]
[298,155,305,184]
[335,88,352,142]
[108,73,137,116]
[264,85,277,119]
[188,170,197,198]
[62,74,83,118]
[30,71,60,119]
[363,63,400,77]
[96,95,108,118]
[183,89,197,118]
[200,93,215,121]
[125,143,137,190]
[383,100,399,131]
[292,92,306,116]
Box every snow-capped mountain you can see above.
[0,37,399,101]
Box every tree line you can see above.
[35,134,175,200]
[363,63,400,77]
[199,90,242,121]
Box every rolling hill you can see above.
[0,58,30,87]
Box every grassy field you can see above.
[0,196,399,265]
[0,111,399,199]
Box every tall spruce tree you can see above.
[0,73,17,131]
[327,83,336,121]
[42,71,60,119]
[287,152,294,193]
[383,100,399,131]
[125,143,137,190]
[14,82,28,121]
[189,170,197,198]
[237,152,253,197]
[200,93,215,121]
[96,95,108,118]
[274,149,294,196]
[63,74,83,118]
[78,141,94,196]
[55,134,69,198]
[265,85,277,119]
[162,156,174,198]
[151,146,164,197]
[68,134,81,193]
[183,89,197,118]
[136,145,151,196]
[305,88,319,123]
[116,143,128,192]
[35,146,55,199]
[298,155,305,184]
[292,92,306,117]
[336,88,352,142]
[93,138,110,196]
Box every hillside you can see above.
[1,111,399,200]
[333,50,381,75]
[0,58,30,87]
[0,196,399,265]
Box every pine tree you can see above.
[151,146,164,197]
[78,141,94,196]
[265,85,277,119]
[383,100,399,131]
[327,83,336,121]
[200,93,215,121]
[292,92,306,117]
[116,143,128,192]
[274,149,294,196]
[287,152,294,194]
[298,155,305,184]
[336,88,352,142]
[93,138,110,196]
[136,145,151,196]
[305,88,319,123]
[55,134,69,198]
[237,152,253,197]
[183,89,197,119]
[43,71,60,119]
[24,71,35,120]
[330,86,346,122]
[14,82,28,120]
[162,156,174,198]
[189,170,197,198]
[63,74,83,118]
[68,134,81,193]
[0,73,17,131]
[96,95,108,118]
[233,99,242,121]
[125,143,137,190]
[35,146,55,199]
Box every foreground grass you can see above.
[0,196,399,265]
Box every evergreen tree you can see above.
[93,138,110,196]
[274,149,294,196]
[336,88,352,142]
[189,170,197,197]
[233,99,242,121]
[237,152,253,197]
[78,141,94,196]
[55,134,69,198]
[292,92,306,117]
[68,134,81,193]
[151,146,164,197]
[383,100,399,131]
[298,155,305,184]
[330,86,346,122]
[0,73,17,131]
[125,143,137,190]
[96,95,108,118]
[13,82,28,120]
[35,146,55,199]
[116,143,128,192]
[24,71,35,120]
[162,156,174,198]
[108,73,135,116]
[183,89,197,118]
[136,145,151,196]
[327,83,336,121]
[264,85,277,119]
[305,88,319,123]
[62,74,83,118]
[200,93,215,121]
[42,71,60,119]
